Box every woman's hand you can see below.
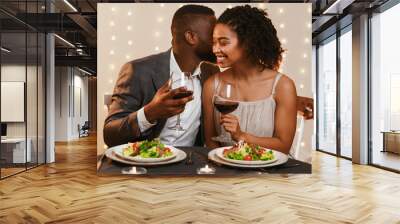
[220,114,245,142]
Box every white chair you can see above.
[289,115,305,161]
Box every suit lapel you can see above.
[152,49,171,90]
[150,49,171,139]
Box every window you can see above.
[317,36,337,154]
[339,28,352,158]
[370,2,400,171]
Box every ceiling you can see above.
[0,0,391,75]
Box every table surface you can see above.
[98,147,312,176]
[1,138,28,143]
[381,131,400,134]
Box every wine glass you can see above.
[212,80,240,143]
[169,71,194,131]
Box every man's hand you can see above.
[297,96,313,120]
[143,80,193,123]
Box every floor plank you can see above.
[0,135,400,224]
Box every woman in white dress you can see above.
[203,5,297,154]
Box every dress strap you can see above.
[271,73,282,95]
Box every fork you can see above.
[185,151,193,165]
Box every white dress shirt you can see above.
[137,51,202,146]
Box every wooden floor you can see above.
[1,167,26,178]
[372,151,400,171]
[1,135,400,224]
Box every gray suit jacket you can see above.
[103,49,219,147]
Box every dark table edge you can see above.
[97,147,312,177]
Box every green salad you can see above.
[223,142,274,161]
[122,139,173,158]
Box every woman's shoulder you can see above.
[275,73,296,95]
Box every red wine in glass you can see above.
[168,71,194,131]
[173,90,193,99]
[212,80,241,143]
[214,101,239,114]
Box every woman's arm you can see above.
[221,75,297,154]
[202,75,221,149]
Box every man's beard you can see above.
[197,51,217,63]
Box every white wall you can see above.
[1,65,34,137]
[54,67,89,141]
[97,3,313,161]
[1,64,45,163]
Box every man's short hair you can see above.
[171,4,215,33]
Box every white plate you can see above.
[114,144,177,163]
[105,144,186,166]
[208,147,288,168]
[215,147,278,165]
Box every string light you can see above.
[308,6,312,13]
[109,50,114,55]
[279,23,285,29]
[109,21,115,26]
[300,84,304,89]
[128,40,133,45]
[305,38,310,43]
[300,69,305,74]
[127,25,132,31]
[160,3,165,7]
[155,46,160,51]
[281,38,287,44]
[154,31,160,37]
[258,3,266,8]
[109,64,115,70]
[157,17,164,23]
[111,35,116,41]
[227,4,233,9]
[127,11,132,16]
[307,22,312,28]
[179,4,184,8]
[282,53,287,58]
[109,79,113,83]
[301,142,305,147]
[303,53,308,58]
[111,7,116,12]
[126,55,131,59]
[279,8,284,13]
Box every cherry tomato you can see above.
[244,155,252,161]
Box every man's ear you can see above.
[184,30,198,46]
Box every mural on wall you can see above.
[97,3,313,175]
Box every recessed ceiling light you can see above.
[63,0,78,12]
[1,47,11,53]
[54,34,75,48]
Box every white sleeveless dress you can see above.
[213,73,282,146]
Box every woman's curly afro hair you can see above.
[217,5,284,71]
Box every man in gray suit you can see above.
[104,5,219,147]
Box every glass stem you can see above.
[176,114,181,127]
